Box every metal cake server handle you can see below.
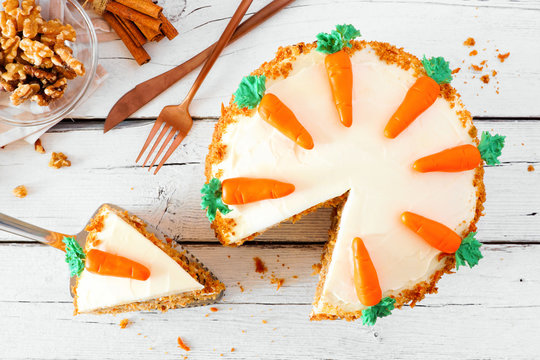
[0,212,70,251]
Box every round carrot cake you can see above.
[202,25,504,324]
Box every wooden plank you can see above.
[0,243,539,359]
[0,120,538,243]
[74,0,540,119]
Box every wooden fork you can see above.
[136,0,254,174]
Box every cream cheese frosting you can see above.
[211,45,479,315]
[75,209,203,313]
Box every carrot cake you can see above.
[202,25,504,324]
[64,204,225,314]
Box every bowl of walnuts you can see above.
[0,0,98,127]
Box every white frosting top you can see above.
[211,46,478,313]
[76,210,203,313]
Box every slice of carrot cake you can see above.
[65,204,224,314]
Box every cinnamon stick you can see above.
[137,22,163,42]
[106,1,162,33]
[115,14,147,47]
[103,11,150,65]
[158,12,178,40]
[115,0,162,19]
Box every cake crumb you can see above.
[470,64,483,71]
[177,336,191,351]
[13,185,27,198]
[451,67,461,74]
[469,50,478,56]
[463,37,476,46]
[497,52,510,62]
[253,257,267,273]
[49,152,71,169]
[312,263,322,275]
[270,277,285,291]
[528,165,535,172]
[292,275,298,279]
[210,307,219,312]
[480,75,490,84]
[119,319,130,329]
[262,320,267,324]
[237,282,244,292]
[231,348,236,352]
[34,139,45,154]
[492,70,498,76]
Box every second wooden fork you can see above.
[136,0,253,174]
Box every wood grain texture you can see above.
[1,120,538,243]
[71,0,540,119]
[0,243,539,359]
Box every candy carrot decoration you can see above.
[384,56,453,139]
[316,24,361,127]
[221,177,295,205]
[352,237,382,307]
[401,211,461,254]
[325,50,353,127]
[85,249,151,281]
[413,144,482,172]
[258,93,314,150]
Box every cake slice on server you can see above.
[202,25,505,324]
[66,205,224,314]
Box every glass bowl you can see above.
[0,0,98,127]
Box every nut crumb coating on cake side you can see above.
[204,40,486,320]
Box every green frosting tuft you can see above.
[201,178,231,222]
[455,232,483,270]
[233,75,266,109]
[478,131,505,165]
[316,24,361,54]
[421,56,453,84]
[361,297,396,326]
[63,236,85,277]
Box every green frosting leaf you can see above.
[421,56,453,85]
[455,232,483,270]
[233,75,266,109]
[316,24,361,54]
[201,178,231,222]
[361,297,396,326]
[63,236,85,277]
[478,131,505,165]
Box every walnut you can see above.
[30,93,50,106]
[10,82,39,105]
[2,63,26,81]
[3,0,20,15]
[54,65,76,80]
[13,185,28,198]
[42,20,75,42]
[54,44,84,76]
[0,11,17,38]
[49,152,71,169]
[20,0,37,16]
[1,35,19,63]
[0,77,16,91]
[19,37,53,66]
[23,64,56,82]
[44,77,66,99]
[34,138,45,153]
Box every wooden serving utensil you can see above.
[136,0,254,174]
[104,0,294,133]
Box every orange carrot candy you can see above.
[384,56,453,139]
[316,24,361,127]
[401,211,461,254]
[351,237,382,307]
[85,249,151,281]
[413,144,482,173]
[258,93,314,150]
[221,177,295,205]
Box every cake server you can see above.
[104,0,294,133]
[0,204,224,306]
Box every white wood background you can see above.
[1,0,540,359]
